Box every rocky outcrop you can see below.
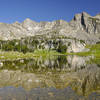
[69,12,100,43]
[70,12,100,34]
[67,40,89,53]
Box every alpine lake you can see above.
[0,54,100,100]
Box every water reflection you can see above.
[0,55,90,73]
[0,55,100,99]
[1,87,100,100]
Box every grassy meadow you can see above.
[0,43,100,60]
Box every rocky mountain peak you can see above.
[13,21,21,26]
[69,12,100,35]
[23,18,34,23]
[94,13,100,19]
[82,12,90,17]
[0,12,100,44]
[22,18,40,32]
[50,20,69,29]
[54,20,68,25]
[22,18,38,25]
[72,12,90,21]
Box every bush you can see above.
[57,44,67,53]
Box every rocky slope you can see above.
[0,12,100,52]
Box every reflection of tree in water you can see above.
[0,55,91,73]
[57,56,67,67]
[0,56,68,73]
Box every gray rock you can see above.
[67,41,89,53]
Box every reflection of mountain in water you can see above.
[0,56,100,97]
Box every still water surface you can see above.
[0,55,100,100]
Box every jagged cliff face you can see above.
[0,12,100,53]
[69,12,100,43]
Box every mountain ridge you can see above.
[0,12,100,44]
[0,12,100,53]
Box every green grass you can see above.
[0,50,62,60]
[86,44,100,57]
[1,43,100,60]
[66,52,91,56]
[0,51,37,60]
[65,43,100,57]
[33,49,62,56]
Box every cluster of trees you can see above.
[0,36,68,53]
[0,39,35,53]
